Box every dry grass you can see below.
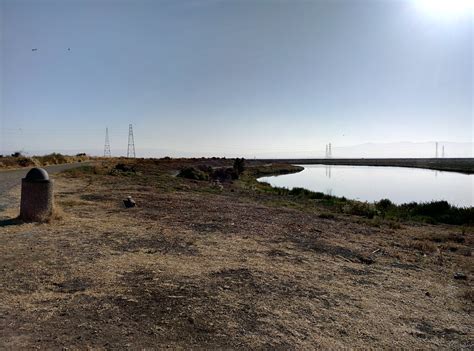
[0,154,91,170]
[409,240,438,254]
[461,288,474,303]
[0,159,473,349]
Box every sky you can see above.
[0,0,472,157]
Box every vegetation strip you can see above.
[246,164,473,225]
[260,158,474,174]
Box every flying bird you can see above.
[31,48,38,51]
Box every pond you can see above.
[258,165,473,207]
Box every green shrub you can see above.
[319,212,335,219]
[115,163,136,172]
[211,167,238,182]
[289,187,310,196]
[343,202,376,219]
[376,198,394,212]
[233,158,245,177]
[178,167,209,181]
[379,200,474,225]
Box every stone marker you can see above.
[20,168,54,222]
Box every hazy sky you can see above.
[0,0,472,157]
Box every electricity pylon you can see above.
[127,124,136,158]
[104,127,111,157]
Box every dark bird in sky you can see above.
[31,48,38,51]
[67,48,70,51]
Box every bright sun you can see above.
[415,0,474,18]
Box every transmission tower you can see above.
[328,143,332,158]
[435,142,438,158]
[127,124,136,158]
[104,127,111,157]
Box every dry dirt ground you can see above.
[0,159,472,349]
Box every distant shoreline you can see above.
[257,158,474,175]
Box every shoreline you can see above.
[258,158,474,174]
[248,164,473,222]
[255,165,473,209]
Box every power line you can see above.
[127,124,136,158]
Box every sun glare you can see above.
[415,0,474,19]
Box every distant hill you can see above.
[330,142,473,159]
[2,141,472,159]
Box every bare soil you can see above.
[0,159,472,349]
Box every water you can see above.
[258,165,474,207]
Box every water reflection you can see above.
[259,164,473,207]
[325,165,332,178]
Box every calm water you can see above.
[259,165,474,207]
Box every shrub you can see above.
[398,201,474,225]
[197,165,213,173]
[115,163,136,173]
[17,157,34,167]
[211,167,238,182]
[289,187,310,196]
[376,198,394,212]
[343,202,376,219]
[38,153,67,165]
[11,151,23,157]
[233,158,245,177]
[178,167,209,181]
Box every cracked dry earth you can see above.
[0,163,473,349]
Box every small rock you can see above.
[454,272,467,280]
[425,291,431,297]
[123,196,136,208]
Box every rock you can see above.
[123,196,136,208]
[454,272,467,280]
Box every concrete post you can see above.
[20,168,54,222]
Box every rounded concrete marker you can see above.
[20,168,54,222]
